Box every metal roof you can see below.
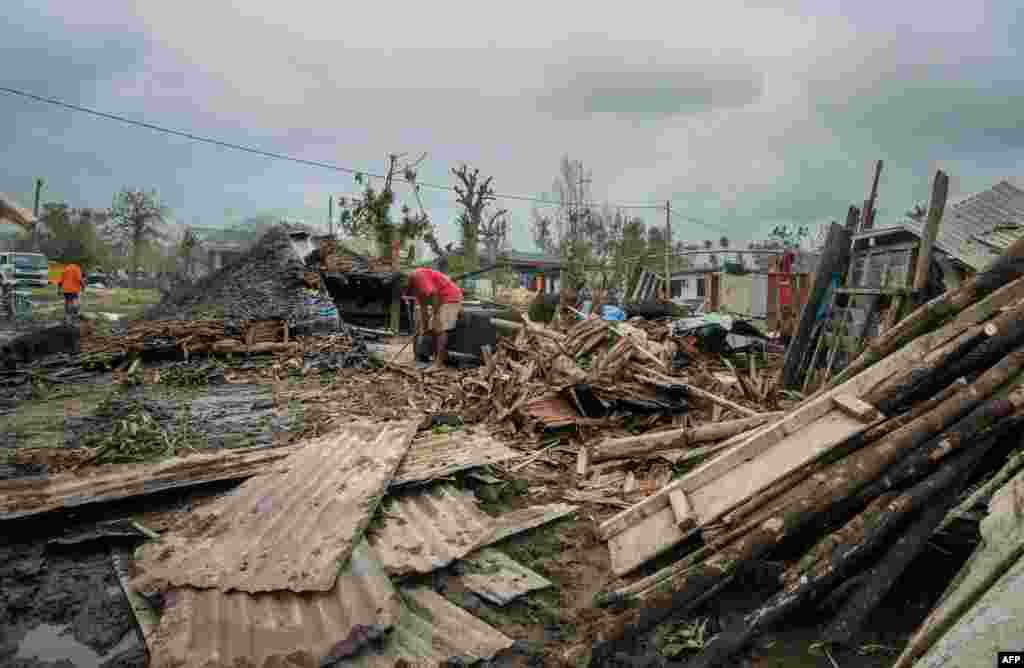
[368,484,576,577]
[390,430,521,487]
[145,540,403,668]
[133,421,418,593]
[902,180,1024,271]
[0,444,301,521]
[0,192,38,227]
[452,547,553,605]
[347,586,515,667]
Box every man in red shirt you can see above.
[406,267,463,368]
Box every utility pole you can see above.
[33,178,43,217]
[328,195,333,236]
[664,201,672,301]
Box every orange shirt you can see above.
[59,264,82,294]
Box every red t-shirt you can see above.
[410,268,463,304]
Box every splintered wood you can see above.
[461,314,763,435]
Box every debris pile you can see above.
[580,242,1024,667]
[32,421,574,668]
[461,314,769,437]
[143,224,313,327]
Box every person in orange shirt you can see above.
[57,262,83,325]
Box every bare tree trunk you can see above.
[687,443,984,668]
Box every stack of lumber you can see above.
[580,240,1024,667]
[462,315,763,434]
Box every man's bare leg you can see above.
[432,331,448,368]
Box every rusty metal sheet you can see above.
[347,586,514,667]
[0,444,301,521]
[144,540,402,668]
[453,547,553,605]
[133,421,418,593]
[522,394,578,428]
[369,484,577,577]
[390,429,521,487]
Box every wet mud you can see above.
[0,527,146,668]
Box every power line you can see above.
[0,85,670,212]
[670,209,729,233]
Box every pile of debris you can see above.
[143,224,314,328]
[0,421,584,667]
[577,241,1024,667]
[460,314,767,436]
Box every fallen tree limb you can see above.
[585,347,1024,665]
[938,446,1024,533]
[682,443,985,668]
[881,304,1024,413]
[589,413,782,463]
[821,480,974,646]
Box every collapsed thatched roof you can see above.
[145,224,312,326]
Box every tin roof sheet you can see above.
[0,444,301,521]
[390,430,521,487]
[144,540,402,668]
[368,484,576,577]
[902,180,1024,270]
[133,421,418,593]
[452,547,553,605]
[347,586,515,667]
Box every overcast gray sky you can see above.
[2,0,1022,252]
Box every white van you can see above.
[0,252,50,288]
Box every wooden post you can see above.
[665,201,672,302]
[781,222,852,389]
[882,170,949,332]
[860,160,883,232]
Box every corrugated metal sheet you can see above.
[0,444,301,521]
[133,421,418,594]
[904,180,1024,270]
[453,547,553,605]
[973,225,1024,253]
[347,586,515,667]
[368,484,577,577]
[391,430,521,487]
[145,540,402,668]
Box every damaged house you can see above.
[851,179,1024,293]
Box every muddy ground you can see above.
[0,314,981,668]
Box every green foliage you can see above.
[655,618,710,658]
[110,188,170,281]
[340,154,436,257]
[83,397,203,463]
[770,224,809,249]
[38,203,111,269]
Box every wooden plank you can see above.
[833,394,882,422]
[837,288,913,297]
[668,489,696,531]
[782,222,852,389]
[599,278,1024,574]
[607,411,867,575]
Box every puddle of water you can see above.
[15,624,136,668]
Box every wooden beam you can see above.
[782,222,852,389]
[913,170,950,295]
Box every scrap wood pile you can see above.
[118,420,578,667]
[81,318,301,358]
[317,237,396,274]
[460,314,766,436]
[578,239,1024,668]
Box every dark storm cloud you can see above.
[536,61,764,119]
